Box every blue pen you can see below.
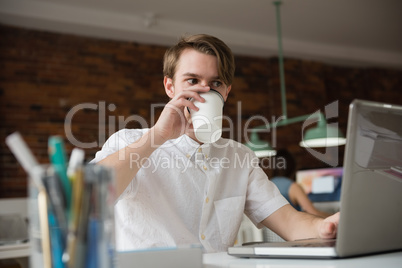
[48,211,65,268]
[86,217,99,268]
[48,136,72,211]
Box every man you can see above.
[92,34,339,252]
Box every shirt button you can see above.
[203,166,207,171]
[186,154,191,158]
[205,197,209,203]
[198,148,202,153]
[201,234,206,240]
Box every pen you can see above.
[6,132,52,268]
[48,136,72,211]
[37,183,53,268]
[67,148,85,180]
[64,167,84,266]
[87,164,115,268]
[43,168,68,250]
[48,209,65,268]
[73,178,92,268]
[5,132,44,190]
[62,148,85,264]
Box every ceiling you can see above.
[1,0,402,69]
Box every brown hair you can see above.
[163,34,235,86]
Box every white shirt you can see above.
[91,128,288,252]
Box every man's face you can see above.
[164,48,231,102]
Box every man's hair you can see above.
[163,34,235,86]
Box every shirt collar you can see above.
[172,135,214,160]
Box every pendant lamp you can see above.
[245,1,346,156]
[245,131,276,157]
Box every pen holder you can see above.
[28,164,116,268]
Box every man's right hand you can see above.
[98,86,209,197]
[152,86,209,143]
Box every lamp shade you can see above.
[300,120,346,148]
[245,131,276,157]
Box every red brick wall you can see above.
[1,25,401,197]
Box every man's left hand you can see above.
[319,212,340,239]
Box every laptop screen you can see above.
[354,104,402,176]
[335,100,402,257]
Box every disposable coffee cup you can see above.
[189,89,224,143]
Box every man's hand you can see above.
[262,205,341,241]
[318,212,340,239]
[153,86,209,142]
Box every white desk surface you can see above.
[2,243,402,268]
[0,243,30,259]
[203,251,402,268]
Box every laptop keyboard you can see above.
[291,239,336,248]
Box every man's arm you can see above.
[261,204,339,241]
[97,128,164,197]
[97,86,209,197]
[289,183,332,218]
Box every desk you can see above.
[0,243,30,268]
[2,244,401,268]
[0,198,29,268]
[203,251,402,268]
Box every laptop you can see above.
[228,99,402,259]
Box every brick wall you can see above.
[1,25,401,197]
